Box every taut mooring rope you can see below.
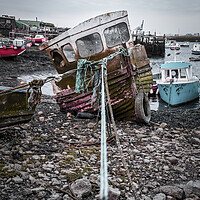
[100,63,108,200]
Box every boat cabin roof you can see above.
[161,61,191,70]
[41,10,129,50]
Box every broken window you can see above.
[62,43,75,62]
[76,33,103,58]
[51,50,64,68]
[104,22,130,48]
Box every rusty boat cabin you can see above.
[40,10,153,123]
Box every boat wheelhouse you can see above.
[157,61,199,106]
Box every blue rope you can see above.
[100,63,108,200]
[74,47,130,199]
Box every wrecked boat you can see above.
[0,80,43,128]
[40,10,153,123]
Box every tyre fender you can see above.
[135,91,151,123]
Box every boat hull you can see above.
[170,47,180,50]
[0,86,36,128]
[0,48,26,57]
[54,46,153,121]
[192,50,200,55]
[158,81,199,106]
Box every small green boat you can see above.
[0,85,39,128]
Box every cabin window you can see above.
[62,43,76,62]
[76,33,103,57]
[104,22,130,48]
[6,20,11,24]
[171,70,178,78]
[180,69,186,78]
[165,70,170,78]
[51,50,64,68]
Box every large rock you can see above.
[70,178,92,199]
[108,187,121,200]
[159,185,183,199]
[153,193,166,200]
[166,156,178,165]
[184,180,200,197]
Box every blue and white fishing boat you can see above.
[157,61,199,106]
[192,42,200,55]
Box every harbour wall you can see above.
[166,36,200,42]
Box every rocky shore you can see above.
[0,47,200,199]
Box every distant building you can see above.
[0,15,69,38]
[0,15,16,37]
[16,19,55,33]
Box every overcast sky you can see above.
[1,0,200,35]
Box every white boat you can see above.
[189,56,200,61]
[165,40,175,48]
[192,42,200,55]
[180,41,189,47]
[170,43,180,50]
[157,61,199,106]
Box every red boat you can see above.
[0,38,32,57]
[32,35,48,44]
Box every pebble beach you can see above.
[0,47,200,200]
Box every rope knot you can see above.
[27,79,44,110]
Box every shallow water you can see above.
[150,42,200,79]
[149,94,200,111]
[18,70,57,96]
[150,41,200,111]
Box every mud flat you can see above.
[0,46,56,87]
[0,47,200,199]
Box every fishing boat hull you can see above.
[170,46,180,50]
[192,50,200,55]
[0,86,36,128]
[53,45,153,121]
[0,47,26,57]
[158,81,199,106]
[189,56,200,61]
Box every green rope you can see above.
[75,46,129,94]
